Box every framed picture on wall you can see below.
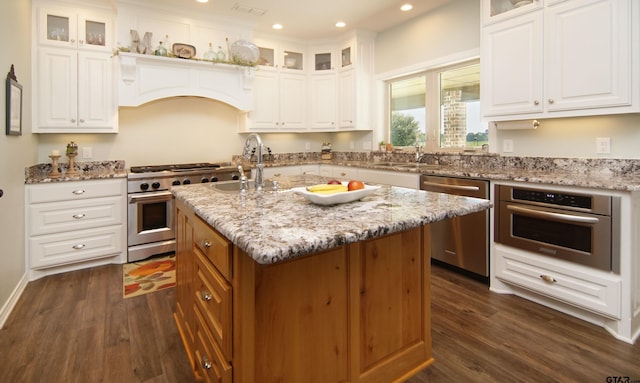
[6,64,22,136]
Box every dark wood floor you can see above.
[0,263,638,383]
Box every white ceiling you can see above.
[129,0,453,40]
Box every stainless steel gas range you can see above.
[127,163,240,262]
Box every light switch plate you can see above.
[502,139,513,153]
[82,147,93,159]
[596,137,611,154]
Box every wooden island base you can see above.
[174,199,433,382]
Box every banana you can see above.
[306,184,348,193]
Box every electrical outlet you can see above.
[305,142,311,150]
[596,137,611,154]
[82,147,93,159]
[503,139,513,153]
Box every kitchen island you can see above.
[171,174,490,383]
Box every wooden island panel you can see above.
[175,199,434,382]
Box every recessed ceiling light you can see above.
[196,0,208,3]
[272,23,283,30]
[400,4,413,11]
[335,21,346,28]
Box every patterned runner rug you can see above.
[123,254,176,298]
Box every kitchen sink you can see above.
[374,162,440,170]
[210,179,255,193]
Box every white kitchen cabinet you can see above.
[262,165,320,179]
[25,179,127,280]
[357,169,420,189]
[255,39,306,72]
[338,58,373,130]
[32,2,117,133]
[482,0,543,25]
[481,0,639,121]
[309,73,338,130]
[331,166,359,181]
[36,5,113,52]
[246,70,307,132]
[35,47,114,133]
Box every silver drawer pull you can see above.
[72,189,85,195]
[201,290,213,302]
[72,244,85,250]
[201,356,212,370]
[72,213,85,219]
[203,240,212,248]
[539,274,557,283]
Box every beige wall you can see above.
[0,0,37,325]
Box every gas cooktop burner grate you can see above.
[129,163,221,173]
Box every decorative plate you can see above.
[229,39,260,64]
[292,183,381,206]
[172,43,196,59]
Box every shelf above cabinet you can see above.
[117,52,254,110]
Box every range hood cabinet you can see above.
[118,52,253,111]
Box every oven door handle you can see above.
[506,204,600,224]
[421,181,480,192]
[129,191,174,204]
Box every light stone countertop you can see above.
[171,174,491,265]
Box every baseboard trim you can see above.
[0,273,28,329]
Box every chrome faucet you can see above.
[242,133,264,191]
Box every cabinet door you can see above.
[250,71,280,130]
[309,73,337,130]
[37,47,78,130]
[78,52,113,130]
[37,8,78,48]
[279,73,307,130]
[545,0,631,112]
[482,0,544,25]
[481,11,543,117]
[338,69,356,128]
[77,11,112,51]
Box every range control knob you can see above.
[172,180,181,186]
[210,177,219,182]
[201,177,209,183]
[151,182,161,189]
[140,183,149,191]
[183,179,191,185]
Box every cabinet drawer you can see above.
[195,249,232,358]
[194,305,232,383]
[27,179,124,203]
[28,196,123,235]
[496,248,621,319]
[194,218,231,281]
[29,225,123,269]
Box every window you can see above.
[388,60,483,151]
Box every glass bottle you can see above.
[216,45,226,61]
[154,41,167,56]
[164,34,172,56]
[203,42,216,61]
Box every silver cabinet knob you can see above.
[534,100,540,105]
[72,244,85,250]
[539,274,557,283]
[203,240,211,248]
[548,99,554,104]
[72,189,85,195]
[72,213,85,219]
[201,290,213,302]
[201,356,212,370]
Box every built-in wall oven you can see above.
[420,175,489,279]
[127,163,239,262]
[495,185,620,272]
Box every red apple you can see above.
[327,179,342,185]
[347,180,365,191]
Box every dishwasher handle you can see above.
[421,181,480,193]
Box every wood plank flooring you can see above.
[0,263,638,382]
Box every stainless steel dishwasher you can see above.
[420,174,489,279]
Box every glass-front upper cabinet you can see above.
[482,0,543,25]
[283,50,304,71]
[257,46,276,68]
[341,46,352,68]
[38,7,112,51]
[314,52,332,71]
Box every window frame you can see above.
[383,57,481,153]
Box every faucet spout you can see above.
[242,133,264,191]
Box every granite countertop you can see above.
[254,157,640,192]
[25,160,127,184]
[171,174,491,265]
